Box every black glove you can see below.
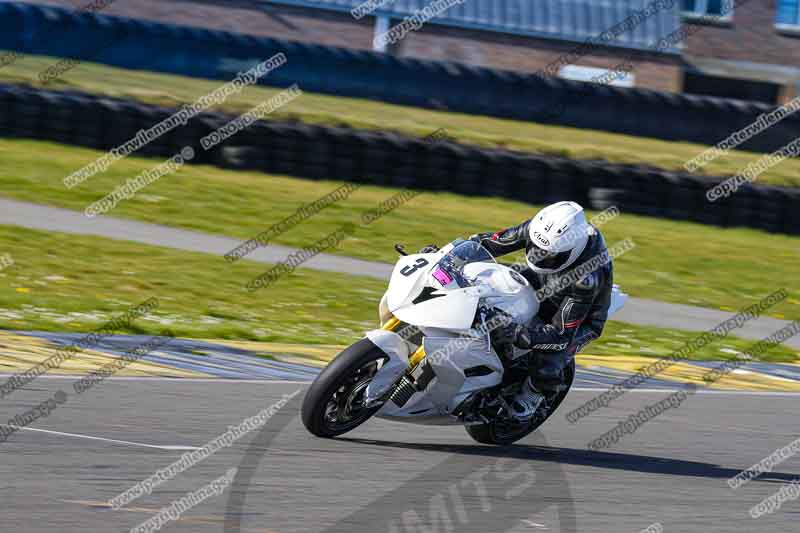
[419,244,439,253]
[496,322,533,350]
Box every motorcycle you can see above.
[301,239,627,445]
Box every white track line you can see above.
[0,374,312,384]
[571,387,800,396]
[7,426,199,450]
[4,374,800,395]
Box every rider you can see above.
[421,201,613,420]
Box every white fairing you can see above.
[385,254,538,330]
[360,240,628,426]
[386,253,481,330]
[376,335,504,425]
[364,329,412,402]
[463,263,538,325]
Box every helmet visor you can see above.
[528,244,572,270]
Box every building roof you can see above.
[267,0,682,53]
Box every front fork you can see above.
[380,315,426,370]
[363,316,424,407]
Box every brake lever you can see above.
[394,244,408,256]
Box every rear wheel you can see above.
[466,359,575,445]
[301,338,388,438]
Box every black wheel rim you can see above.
[322,359,384,433]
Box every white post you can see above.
[373,15,390,53]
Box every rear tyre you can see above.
[465,359,575,445]
[301,338,388,438]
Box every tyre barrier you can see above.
[0,1,799,154]
[0,83,797,235]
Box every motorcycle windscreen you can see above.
[391,286,480,330]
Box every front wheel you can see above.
[301,338,388,438]
[466,359,575,445]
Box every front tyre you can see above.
[466,359,575,445]
[301,338,389,438]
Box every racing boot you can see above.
[510,377,544,421]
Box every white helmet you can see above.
[526,201,591,274]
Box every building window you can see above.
[683,72,781,105]
[776,0,800,31]
[681,0,734,21]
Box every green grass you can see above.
[0,224,382,344]
[588,321,798,363]
[0,224,795,362]
[1,138,798,321]
[3,51,800,187]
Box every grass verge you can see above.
[0,224,796,362]
[2,51,799,187]
[1,138,798,320]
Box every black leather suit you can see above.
[471,221,613,392]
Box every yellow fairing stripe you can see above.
[380,316,425,369]
[408,345,426,369]
[381,316,402,331]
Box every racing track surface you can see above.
[2,378,798,532]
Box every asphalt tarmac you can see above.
[2,377,798,532]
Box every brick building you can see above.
[681,0,800,102]
[19,0,800,102]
